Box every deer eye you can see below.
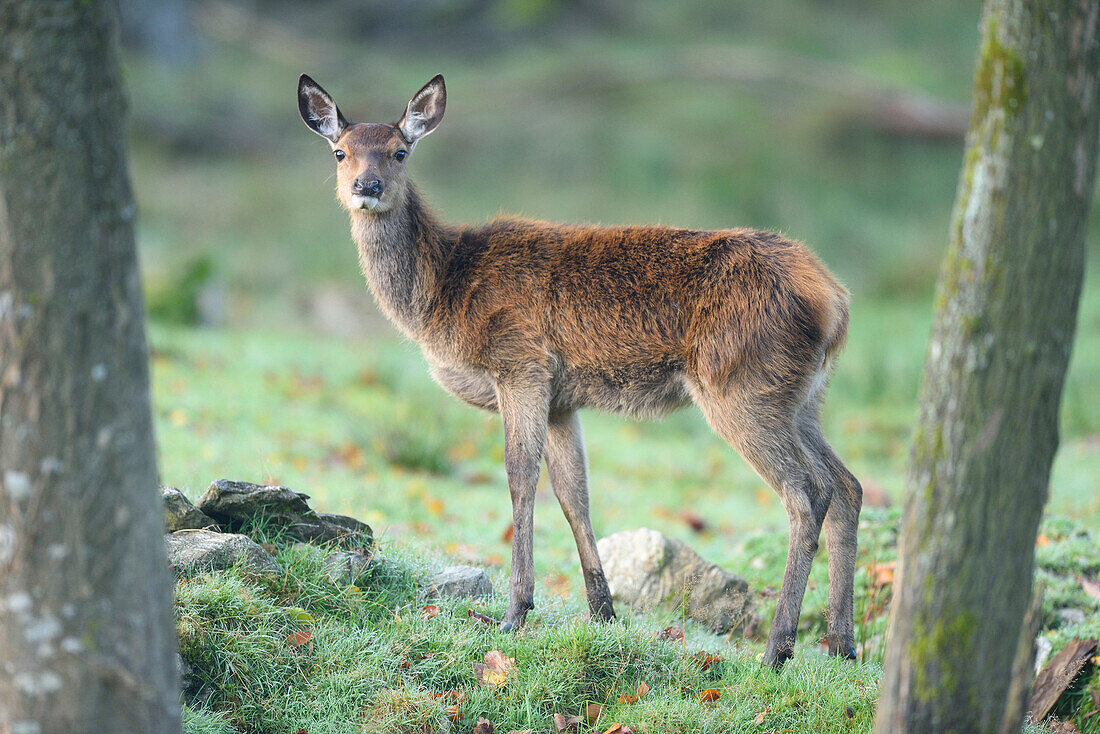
[334,150,346,162]
[394,150,408,162]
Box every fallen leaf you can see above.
[1079,575,1100,600]
[657,625,684,642]
[422,605,441,619]
[286,607,315,623]
[681,511,709,533]
[553,713,584,731]
[473,716,495,733]
[870,561,896,588]
[288,628,313,646]
[636,681,650,698]
[474,650,514,688]
[444,704,462,722]
[504,730,534,734]
[1036,534,1051,547]
[699,689,721,703]
[585,702,604,724]
[690,652,722,671]
[602,725,634,734]
[468,609,502,626]
[753,710,767,724]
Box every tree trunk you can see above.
[0,2,181,732]
[875,1,1100,733]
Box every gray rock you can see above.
[597,528,755,635]
[165,529,281,576]
[162,485,219,532]
[423,565,493,600]
[197,479,371,546]
[1035,636,1054,675]
[317,512,374,546]
[323,547,374,586]
[1055,607,1087,627]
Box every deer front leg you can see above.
[546,411,615,622]
[496,377,550,632]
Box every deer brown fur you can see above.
[298,73,862,668]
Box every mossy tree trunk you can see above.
[875,1,1100,732]
[0,1,181,731]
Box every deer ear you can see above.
[298,74,349,143]
[397,74,446,145]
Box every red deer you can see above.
[297,73,862,668]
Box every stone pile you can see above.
[161,480,372,578]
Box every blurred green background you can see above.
[124,0,1100,595]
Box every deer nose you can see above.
[354,178,383,198]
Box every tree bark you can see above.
[875,1,1100,733]
[0,2,181,732]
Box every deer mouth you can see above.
[351,194,382,212]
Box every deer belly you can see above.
[555,364,691,418]
[429,363,499,411]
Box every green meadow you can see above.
[126,1,1100,730]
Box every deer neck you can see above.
[349,185,448,339]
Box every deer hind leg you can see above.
[495,374,551,632]
[546,411,615,622]
[696,385,831,670]
[796,387,862,660]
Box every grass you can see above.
[173,506,1100,733]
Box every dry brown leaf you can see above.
[473,716,495,733]
[681,511,709,533]
[870,561,896,588]
[1036,534,1051,547]
[602,725,634,734]
[553,713,584,731]
[699,688,721,703]
[474,650,514,688]
[690,652,722,671]
[585,702,604,724]
[288,628,313,646]
[753,710,767,724]
[422,605,441,619]
[657,625,684,642]
[618,679,649,704]
[444,704,462,722]
[468,608,502,626]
